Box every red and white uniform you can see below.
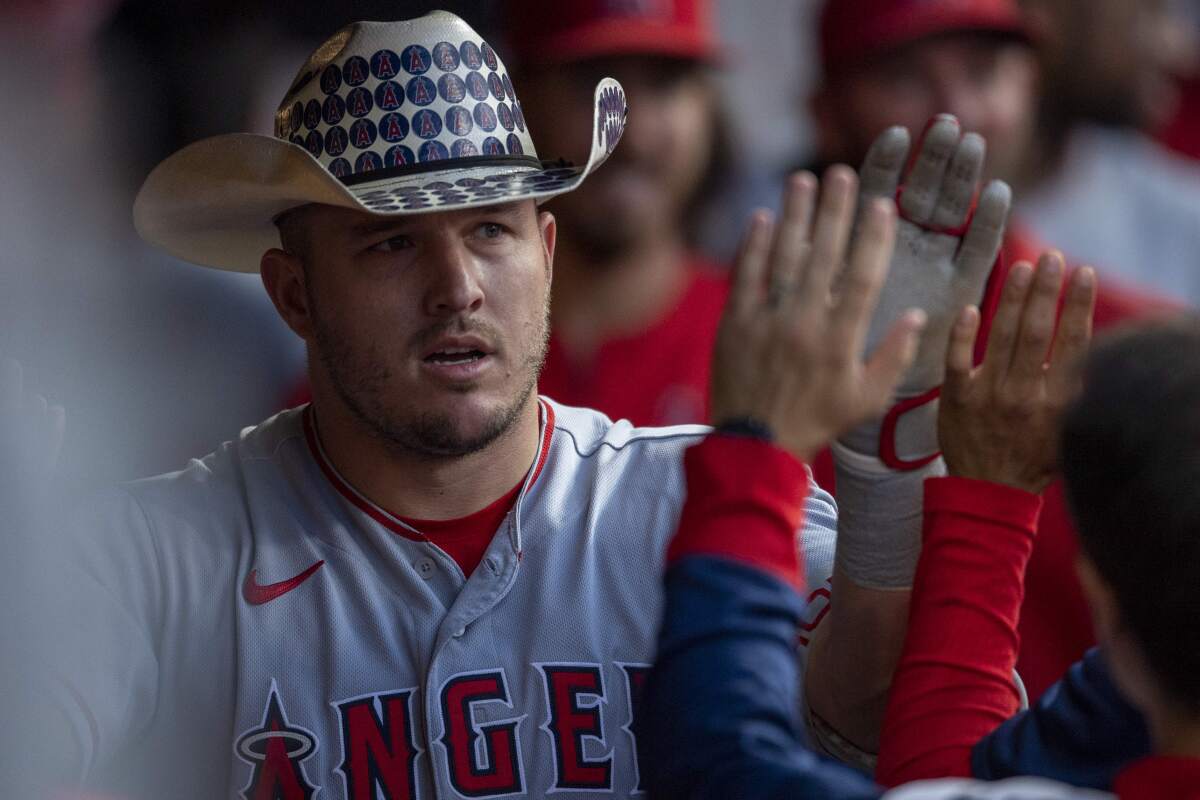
[30,400,837,799]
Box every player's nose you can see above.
[422,237,485,316]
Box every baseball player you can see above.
[803,0,1179,706]
[643,231,1195,796]
[6,11,1008,799]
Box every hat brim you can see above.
[135,78,627,273]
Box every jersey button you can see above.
[415,558,436,579]
[452,627,466,638]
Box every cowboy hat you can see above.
[134,10,628,273]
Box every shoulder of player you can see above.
[102,407,308,535]
[544,397,710,465]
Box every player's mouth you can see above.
[426,347,486,365]
[420,337,496,381]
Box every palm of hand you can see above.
[867,223,964,392]
[855,119,1011,399]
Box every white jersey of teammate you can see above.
[41,398,836,799]
[884,777,1113,799]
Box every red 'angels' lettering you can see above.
[335,689,421,800]
[617,663,650,794]
[244,663,649,797]
[537,663,613,790]
[439,670,525,797]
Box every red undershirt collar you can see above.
[302,400,556,574]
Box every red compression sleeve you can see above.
[666,434,810,588]
[875,477,1042,785]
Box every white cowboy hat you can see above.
[133,10,628,273]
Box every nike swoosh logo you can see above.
[243,560,325,606]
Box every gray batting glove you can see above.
[839,116,1012,465]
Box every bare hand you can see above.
[938,253,1097,493]
[711,167,926,463]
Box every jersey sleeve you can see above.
[645,434,883,800]
[875,477,1041,785]
[971,648,1150,789]
[799,476,838,597]
[3,488,164,788]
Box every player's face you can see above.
[520,55,714,259]
[299,200,555,457]
[1034,0,1181,130]
[819,34,1037,183]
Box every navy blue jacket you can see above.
[639,556,1149,798]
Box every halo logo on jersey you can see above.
[236,683,320,800]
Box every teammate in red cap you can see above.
[506,0,731,428]
[802,0,1177,707]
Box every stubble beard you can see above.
[309,292,551,461]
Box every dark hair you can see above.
[275,206,313,260]
[1060,315,1200,713]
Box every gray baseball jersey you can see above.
[31,399,837,799]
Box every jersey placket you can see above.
[422,513,525,798]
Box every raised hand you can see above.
[710,167,926,463]
[841,116,1013,464]
[939,253,1097,494]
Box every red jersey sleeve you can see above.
[666,434,809,588]
[875,477,1042,786]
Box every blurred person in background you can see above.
[507,0,733,426]
[1155,0,1200,160]
[797,0,1178,707]
[0,0,304,497]
[1014,0,1200,305]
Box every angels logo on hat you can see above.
[133,10,628,273]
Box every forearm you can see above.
[804,571,912,756]
[805,445,940,754]
[876,477,1040,785]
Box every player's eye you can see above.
[368,235,414,253]
[477,222,506,240]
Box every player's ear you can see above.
[261,248,316,342]
[538,209,556,279]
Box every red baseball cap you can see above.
[506,0,721,67]
[820,0,1031,77]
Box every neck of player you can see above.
[309,390,542,521]
[550,230,690,361]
